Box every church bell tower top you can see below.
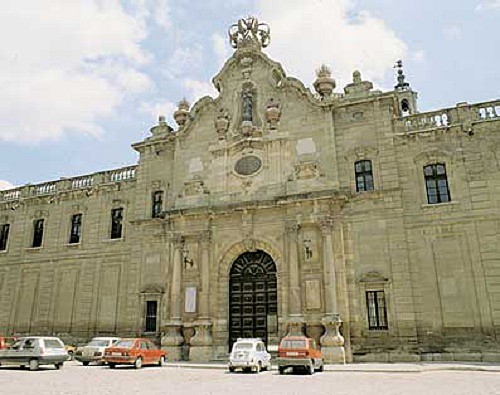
[228,16,270,50]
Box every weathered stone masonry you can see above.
[1,17,499,363]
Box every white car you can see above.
[74,337,120,366]
[228,338,271,373]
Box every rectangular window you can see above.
[110,208,123,239]
[145,301,158,332]
[424,164,450,204]
[69,214,82,244]
[32,219,44,248]
[152,191,164,218]
[366,290,388,330]
[0,224,10,251]
[355,160,374,192]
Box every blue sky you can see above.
[0,0,498,189]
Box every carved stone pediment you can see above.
[358,271,389,284]
[140,284,165,294]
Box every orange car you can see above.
[276,335,324,374]
[0,336,17,350]
[103,338,167,369]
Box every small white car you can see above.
[228,338,271,373]
[74,337,120,366]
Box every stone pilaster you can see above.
[286,221,303,327]
[319,216,345,363]
[161,235,184,360]
[190,232,213,361]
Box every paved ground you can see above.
[1,361,500,395]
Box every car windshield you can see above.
[87,340,109,347]
[113,340,135,348]
[44,339,63,349]
[10,340,22,350]
[233,342,253,351]
[280,339,306,349]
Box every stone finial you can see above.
[313,64,336,99]
[228,16,270,50]
[150,114,173,136]
[394,60,410,91]
[344,70,373,96]
[215,108,230,140]
[173,98,190,128]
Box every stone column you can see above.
[161,235,184,360]
[286,221,304,335]
[319,217,345,364]
[190,232,213,361]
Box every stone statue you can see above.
[242,90,253,123]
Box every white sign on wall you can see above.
[185,286,197,313]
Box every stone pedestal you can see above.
[189,321,213,362]
[160,323,184,361]
[320,315,345,364]
[286,316,305,336]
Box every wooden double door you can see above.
[228,250,277,350]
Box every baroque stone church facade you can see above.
[1,17,500,362]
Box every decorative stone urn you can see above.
[215,109,230,141]
[265,98,281,130]
[320,314,345,364]
[189,321,213,362]
[313,64,336,99]
[160,323,184,361]
[173,99,190,128]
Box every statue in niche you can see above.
[304,239,313,260]
[182,247,195,270]
[242,89,253,123]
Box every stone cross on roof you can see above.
[228,16,270,50]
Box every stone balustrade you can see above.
[0,165,137,202]
[398,99,500,133]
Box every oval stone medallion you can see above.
[234,155,262,176]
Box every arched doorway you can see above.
[228,250,277,350]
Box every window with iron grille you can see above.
[355,160,374,192]
[110,208,123,239]
[32,219,44,248]
[145,301,158,332]
[69,214,82,244]
[152,191,163,218]
[0,224,10,251]
[424,164,450,204]
[366,290,388,330]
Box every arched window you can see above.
[424,164,450,204]
[401,99,411,116]
[355,160,374,192]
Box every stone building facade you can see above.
[1,17,499,363]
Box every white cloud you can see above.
[183,79,218,103]
[165,46,204,79]
[212,33,232,68]
[256,0,407,89]
[0,180,15,191]
[0,1,155,143]
[444,25,462,40]
[154,0,172,30]
[140,100,176,122]
[475,0,500,11]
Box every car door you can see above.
[139,341,150,364]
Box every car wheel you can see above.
[108,363,116,369]
[278,366,285,375]
[29,359,39,371]
[158,356,166,367]
[82,361,90,366]
[55,363,63,370]
[134,357,143,369]
[228,366,235,373]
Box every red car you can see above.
[0,336,17,350]
[103,338,167,369]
